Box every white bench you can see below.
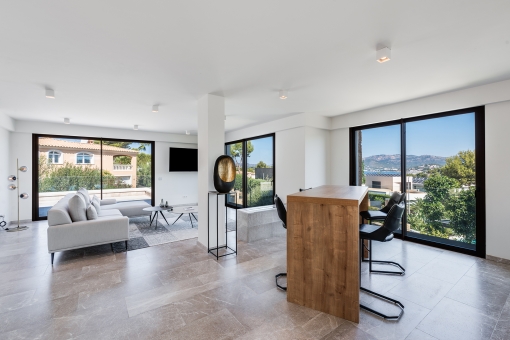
[237,205,286,243]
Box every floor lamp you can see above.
[7,159,29,232]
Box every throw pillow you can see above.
[91,195,101,214]
[86,204,98,220]
[68,194,87,222]
[77,188,90,205]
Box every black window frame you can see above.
[225,133,275,209]
[32,133,156,221]
[349,106,486,258]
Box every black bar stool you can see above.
[274,194,287,291]
[360,202,406,320]
[360,192,405,275]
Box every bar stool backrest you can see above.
[274,194,287,229]
[382,202,405,234]
[380,192,404,214]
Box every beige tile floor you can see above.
[0,220,509,340]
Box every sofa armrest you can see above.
[100,199,117,206]
[47,216,128,253]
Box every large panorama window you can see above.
[225,134,275,208]
[33,135,155,220]
[350,107,485,258]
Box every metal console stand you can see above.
[207,191,237,260]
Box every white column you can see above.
[197,94,225,248]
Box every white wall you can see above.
[9,120,198,222]
[9,132,32,222]
[0,112,14,225]
[485,101,510,261]
[330,128,350,186]
[155,142,198,206]
[275,127,306,203]
[305,127,330,189]
[0,126,11,225]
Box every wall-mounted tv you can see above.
[169,147,198,172]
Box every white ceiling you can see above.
[1,1,510,134]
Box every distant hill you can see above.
[363,154,447,169]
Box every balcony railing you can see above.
[113,164,132,171]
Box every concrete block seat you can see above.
[47,190,151,264]
[237,205,286,243]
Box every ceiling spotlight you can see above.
[64,118,70,124]
[45,88,55,98]
[8,175,16,182]
[152,105,159,112]
[376,47,391,63]
[134,125,139,130]
[19,166,28,173]
[279,90,288,100]
[186,130,190,135]
[20,193,29,199]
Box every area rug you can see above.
[112,211,199,252]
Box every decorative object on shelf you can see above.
[6,159,29,232]
[213,155,236,193]
[165,201,169,207]
[160,199,165,207]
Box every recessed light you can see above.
[376,47,391,63]
[134,125,138,130]
[279,90,288,100]
[152,105,159,112]
[64,118,70,124]
[186,130,190,135]
[45,88,55,98]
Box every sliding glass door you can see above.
[352,124,403,233]
[101,140,152,205]
[33,135,154,220]
[405,113,477,250]
[350,107,485,257]
[225,134,275,209]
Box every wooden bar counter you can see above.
[286,185,368,323]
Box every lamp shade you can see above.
[213,155,236,193]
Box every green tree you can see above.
[39,162,129,192]
[447,187,476,243]
[439,150,475,186]
[136,152,152,188]
[113,155,132,165]
[256,161,267,168]
[229,141,254,169]
[408,174,458,238]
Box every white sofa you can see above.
[47,192,151,264]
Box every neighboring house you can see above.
[38,138,139,187]
[364,171,413,192]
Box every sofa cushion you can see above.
[77,188,90,205]
[47,193,74,226]
[101,201,151,217]
[91,196,101,214]
[98,209,123,217]
[86,204,98,220]
[68,194,87,222]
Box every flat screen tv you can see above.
[169,147,198,172]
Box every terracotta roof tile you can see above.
[38,138,138,153]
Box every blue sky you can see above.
[247,136,273,165]
[361,113,475,157]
